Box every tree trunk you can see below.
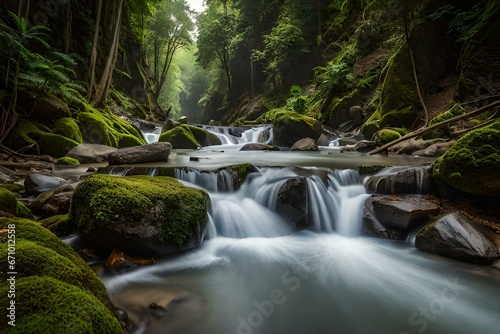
[88,0,103,99]
[92,0,124,107]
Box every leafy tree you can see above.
[145,0,194,100]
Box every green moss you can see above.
[188,125,223,146]
[78,104,146,148]
[158,125,200,149]
[0,188,34,219]
[55,156,80,166]
[227,163,253,184]
[429,104,466,125]
[7,118,79,157]
[70,174,209,247]
[52,117,83,143]
[38,214,73,236]
[274,110,320,130]
[432,121,500,196]
[0,183,24,193]
[374,128,402,145]
[0,276,123,334]
[0,218,113,309]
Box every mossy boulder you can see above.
[38,214,73,237]
[188,125,223,146]
[70,174,210,257]
[373,128,402,145]
[0,276,123,334]
[272,109,322,147]
[158,124,200,149]
[54,156,80,166]
[0,188,34,219]
[77,104,146,148]
[0,218,122,332]
[432,122,500,196]
[7,118,80,158]
[52,117,83,143]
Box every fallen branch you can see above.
[368,99,500,155]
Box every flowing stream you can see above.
[103,164,500,334]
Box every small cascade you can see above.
[204,125,273,146]
[363,165,433,194]
[141,125,162,143]
[174,168,236,192]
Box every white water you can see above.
[203,125,273,145]
[104,167,500,334]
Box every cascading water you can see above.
[103,166,500,334]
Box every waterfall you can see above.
[204,125,273,145]
[141,126,162,143]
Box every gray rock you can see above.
[362,200,405,240]
[24,173,68,196]
[364,166,434,194]
[342,140,377,153]
[178,116,189,124]
[276,177,310,229]
[290,138,318,151]
[415,212,500,264]
[29,185,74,217]
[66,144,118,164]
[107,142,172,165]
[368,195,440,231]
[412,140,455,157]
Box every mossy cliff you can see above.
[432,121,500,196]
[70,174,210,257]
[0,218,123,333]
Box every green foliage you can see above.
[286,85,309,114]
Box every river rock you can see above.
[363,166,433,194]
[412,140,455,157]
[272,111,322,147]
[349,106,364,120]
[66,143,118,164]
[341,140,377,153]
[107,142,172,165]
[415,212,500,264]
[276,176,309,228]
[362,201,405,240]
[368,195,440,232]
[239,143,279,151]
[28,185,74,217]
[290,138,319,151]
[71,174,210,258]
[24,173,69,196]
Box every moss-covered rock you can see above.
[0,188,34,219]
[54,156,80,166]
[77,104,146,148]
[70,174,210,257]
[373,128,402,145]
[158,124,200,149]
[7,118,80,158]
[432,121,500,196]
[188,125,223,146]
[0,276,123,334]
[0,219,114,305]
[52,117,83,144]
[38,214,73,237]
[272,109,322,147]
[0,183,24,193]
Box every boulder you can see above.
[66,143,118,164]
[272,110,322,147]
[31,96,71,121]
[159,125,200,149]
[107,142,172,165]
[349,106,364,120]
[432,121,500,196]
[368,195,440,232]
[70,174,210,257]
[413,140,455,157]
[24,173,68,196]
[276,177,310,229]
[364,166,434,194]
[415,212,500,264]
[290,138,319,151]
[0,188,34,219]
[362,201,405,240]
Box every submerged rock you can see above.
[239,143,279,151]
[70,174,210,257]
[367,195,440,232]
[24,173,68,196]
[415,212,500,264]
[276,176,309,228]
[107,142,172,165]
